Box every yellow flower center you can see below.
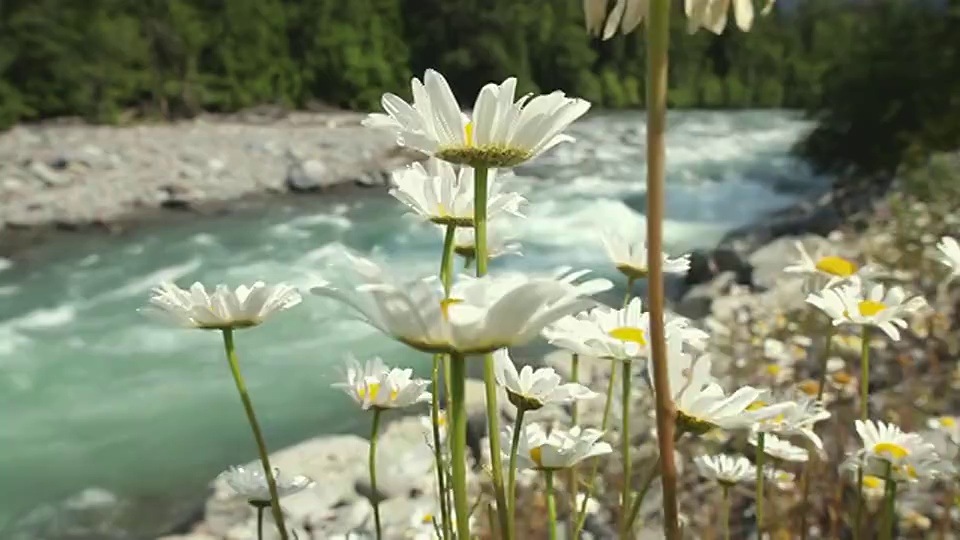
[857,300,887,317]
[465,122,474,146]
[862,475,883,489]
[815,256,857,277]
[797,380,820,396]
[529,445,544,467]
[873,442,910,459]
[940,416,956,427]
[440,298,464,321]
[747,400,769,411]
[608,327,647,346]
[765,364,782,376]
[422,513,434,524]
[357,382,399,402]
[832,371,853,385]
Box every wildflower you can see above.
[332,356,431,410]
[390,160,526,227]
[783,241,859,289]
[503,424,612,471]
[601,230,691,280]
[749,393,831,452]
[806,277,927,340]
[144,282,301,330]
[363,70,590,168]
[451,225,522,261]
[218,465,313,505]
[761,338,797,384]
[584,0,647,39]
[311,254,612,355]
[749,431,808,462]
[694,454,757,486]
[926,415,960,445]
[493,349,597,410]
[656,340,790,434]
[936,236,960,278]
[854,419,941,482]
[764,468,797,490]
[685,0,773,34]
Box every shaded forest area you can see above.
[0,0,956,177]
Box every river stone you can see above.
[285,158,333,192]
[28,160,69,187]
[747,234,830,289]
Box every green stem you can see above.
[620,359,633,537]
[507,407,526,535]
[545,470,558,540]
[430,355,452,540]
[816,320,834,402]
[646,1,680,537]
[472,166,509,539]
[369,408,383,540]
[880,462,896,540]
[440,224,457,295]
[722,486,731,540]
[855,465,864,540]
[860,326,870,420]
[568,354,580,540]
[572,362,618,537]
[220,329,288,540]
[801,319,833,540]
[256,504,265,540]
[756,431,766,532]
[449,353,471,540]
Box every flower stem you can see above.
[620,359,633,537]
[722,485,731,540]
[880,461,896,540]
[369,408,383,540]
[449,352,471,540]
[568,353,580,540]
[756,431,766,531]
[800,318,834,540]
[507,407,526,534]
[855,466,864,540]
[440,224,457,295]
[859,326,870,420]
[256,504,265,540]
[473,166,510,539]
[430,355,452,540]
[646,0,680,537]
[545,470,558,540]
[816,319,834,402]
[625,430,684,530]
[573,362,618,537]
[220,329,288,540]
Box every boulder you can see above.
[675,271,737,319]
[684,248,753,289]
[747,234,831,289]
[285,158,334,192]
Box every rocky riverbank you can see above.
[0,111,420,259]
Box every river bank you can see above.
[0,111,420,260]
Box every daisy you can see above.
[144,282,301,330]
[764,468,797,490]
[503,423,612,471]
[311,253,612,355]
[783,241,859,290]
[331,356,432,410]
[584,0,648,39]
[493,349,597,410]
[685,0,775,34]
[936,236,960,277]
[451,225,522,261]
[218,465,313,505]
[806,277,927,340]
[694,454,756,486]
[601,230,691,280]
[749,431,808,462]
[390,160,526,227]
[363,70,590,168]
[854,419,941,482]
[926,415,960,445]
[748,392,831,452]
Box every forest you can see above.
[0,0,956,176]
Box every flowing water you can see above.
[0,110,827,531]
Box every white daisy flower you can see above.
[452,225,522,261]
[218,465,313,505]
[585,0,648,39]
[601,230,691,280]
[420,411,449,448]
[656,339,791,434]
[363,70,590,168]
[390,160,526,227]
[748,393,831,452]
[854,419,941,482]
[493,349,597,410]
[503,423,612,471]
[749,431,808,462]
[694,454,757,486]
[541,298,708,362]
[926,415,960,445]
[805,277,927,341]
[311,254,612,355]
[144,282,301,330]
[783,241,859,289]
[331,356,432,410]
[764,468,797,490]
[685,0,775,34]
[936,236,960,278]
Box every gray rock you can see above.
[28,160,69,187]
[675,271,736,319]
[747,234,830,289]
[286,159,333,192]
[684,248,753,289]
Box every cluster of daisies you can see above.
[141,65,960,539]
